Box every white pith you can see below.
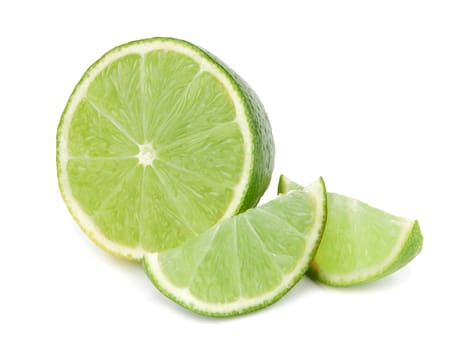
[58,39,253,260]
[144,180,326,315]
[137,143,156,166]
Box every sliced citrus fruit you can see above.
[278,175,423,286]
[143,178,327,317]
[57,37,274,261]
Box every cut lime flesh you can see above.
[57,38,274,260]
[278,175,423,286]
[143,178,327,317]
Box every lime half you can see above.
[57,38,274,261]
[143,178,327,317]
[278,175,423,286]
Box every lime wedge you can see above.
[57,37,274,261]
[278,175,423,286]
[143,178,327,317]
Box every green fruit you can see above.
[144,178,327,316]
[57,37,274,260]
[278,175,422,286]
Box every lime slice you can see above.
[143,178,327,317]
[278,175,423,286]
[57,38,274,261]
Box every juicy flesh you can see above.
[66,50,246,252]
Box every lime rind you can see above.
[200,48,274,211]
[143,178,327,317]
[381,220,423,277]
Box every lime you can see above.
[57,38,274,261]
[143,178,327,317]
[278,175,423,286]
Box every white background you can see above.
[1,1,474,349]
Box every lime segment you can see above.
[278,175,423,286]
[143,178,327,317]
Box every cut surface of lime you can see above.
[278,175,423,286]
[57,37,274,261]
[143,178,327,317]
